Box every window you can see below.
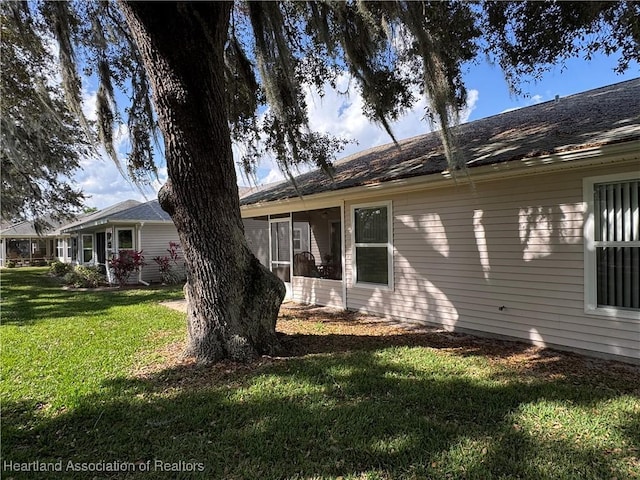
[56,239,65,259]
[584,173,639,318]
[293,228,302,251]
[292,222,310,253]
[352,202,393,287]
[70,238,77,261]
[117,229,134,250]
[82,234,93,263]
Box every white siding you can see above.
[345,163,640,362]
[139,224,184,283]
[308,211,331,261]
[292,277,344,309]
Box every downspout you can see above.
[341,200,347,311]
[137,223,149,286]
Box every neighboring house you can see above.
[239,79,640,364]
[2,199,183,284]
[0,215,80,266]
[61,199,184,284]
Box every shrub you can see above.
[153,242,182,285]
[109,250,145,286]
[7,260,16,268]
[64,265,105,288]
[63,271,82,287]
[76,265,105,288]
[50,261,73,277]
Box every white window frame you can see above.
[292,227,302,251]
[115,228,135,252]
[351,201,393,289]
[583,172,640,320]
[81,234,94,264]
[56,238,65,260]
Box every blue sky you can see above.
[463,52,637,120]
[74,51,638,210]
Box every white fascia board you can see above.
[108,220,171,226]
[241,141,640,218]
[62,219,172,233]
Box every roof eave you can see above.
[62,219,173,233]
[62,218,110,233]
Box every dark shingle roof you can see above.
[61,200,142,232]
[2,200,173,236]
[0,216,65,237]
[62,199,172,232]
[0,213,99,237]
[241,78,640,205]
[103,199,171,222]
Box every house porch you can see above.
[244,206,345,309]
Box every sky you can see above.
[73,51,639,210]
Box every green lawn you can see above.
[1,267,639,479]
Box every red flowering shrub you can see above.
[109,250,145,286]
[153,242,182,284]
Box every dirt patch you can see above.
[61,285,119,292]
[159,299,188,312]
[277,304,640,383]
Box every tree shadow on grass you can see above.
[1,268,183,326]
[278,329,640,395]
[3,338,639,480]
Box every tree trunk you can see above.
[120,2,285,363]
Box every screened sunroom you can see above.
[243,206,344,308]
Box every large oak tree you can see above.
[6,1,638,363]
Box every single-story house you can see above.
[0,215,80,266]
[60,199,184,284]
[2,199,184,284]
[239,78,640,364]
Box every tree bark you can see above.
[120,2,285,363]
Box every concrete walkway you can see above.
[160,299,187,313]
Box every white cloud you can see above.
[73,149,162,210]
[41,36,63,89]
[499,92,544,113]
[82,90,98,122]
[461,89,479,123]
[73,94,163,209]
[530,94,543,104]
[77,74,481,204]
[260,167,287,185]
[248,74,479,184]
[72,84,166,210]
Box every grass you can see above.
[2,267,639,479]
